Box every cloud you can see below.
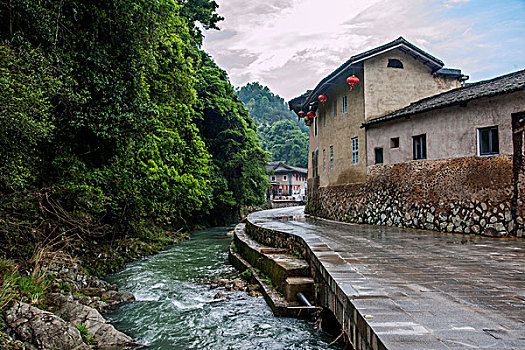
[203,0,525,100]
[442,0,471,9]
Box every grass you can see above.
[0,258,52,311]
[264,276,273,287]
[76,324,97,347]
[0,259,17,313]
[240,269,251,280]
[292,250,303,259]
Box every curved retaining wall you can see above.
[245,219,384,350]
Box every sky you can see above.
[202,0,525,101]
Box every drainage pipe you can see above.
[297,293,312,307]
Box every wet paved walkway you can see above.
[248,206,525,349]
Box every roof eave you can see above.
[363,83,525,129]
[290,40,445,113]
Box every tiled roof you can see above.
[266,161,307,174]
[363,69,525,128]
[288,37,447,113]
[288,91,311,112]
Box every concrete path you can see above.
[248,206,525,349]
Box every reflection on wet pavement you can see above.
[249,206,525,349]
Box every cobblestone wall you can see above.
[306,155,524,237]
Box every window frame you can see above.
[477,126,499,156]
[375,148,383,164]
[412,134,427,160]
[342,95,347,114]
[330,145,334,169]
[387,59,403,69]
[351,137,359,164]
[333,100,337,119]
[323,149,326,171]
[390,137,400,149]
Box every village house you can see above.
[289,37,525,237]
[363,70,525,166]
[266,161,307,204]
[289,37,466,187]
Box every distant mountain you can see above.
[236,83,309,168]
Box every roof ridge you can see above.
[289,37,446,112]
[404,69,525,109]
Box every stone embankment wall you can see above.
[245,220,388,350]
[306,155,524,237]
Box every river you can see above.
[105,226,343,349]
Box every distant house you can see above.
[266,161,307,203]
[288,36,525,237]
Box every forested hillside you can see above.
[237,83,309,168]
[0,0,267,277]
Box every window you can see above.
[323,149,326,171]
[312,149,319,177]
[413,134,427,160]
[271,175,276,181]
[478,126,499,155]
[351,137,358,164]
[283,175,287,181]
[387,59,403,69]
[390,137,399,148]
[333,100,337,119]
[342,96,347,114]
[375,148,383,164]
[314,117,318,136]
[330,146,334,169]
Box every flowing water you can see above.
[106,226,343,350]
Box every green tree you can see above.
[237,82,309,168]
[194,53,268,224]
[259,120,309,168]
[0,0,268,251]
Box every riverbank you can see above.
[104,226,340,349]
[0,188,268,349]
[0,227,188,349]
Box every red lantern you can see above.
[318,94,328,107]
[307,111,316,119]
[346,75,360,91]
[304,117,312,126]
[297,111,305,118]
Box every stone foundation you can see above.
[306,155,524,237]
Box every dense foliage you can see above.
[194,54,268,224]
[236,82,309,168]
[0,0,268,262]
[259,120,309,169]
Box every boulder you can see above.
[48,294,141,349]
[6,301,90,350]
[101,290,135,306]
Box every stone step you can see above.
[232,224,311,296]
[229,244,321,318]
